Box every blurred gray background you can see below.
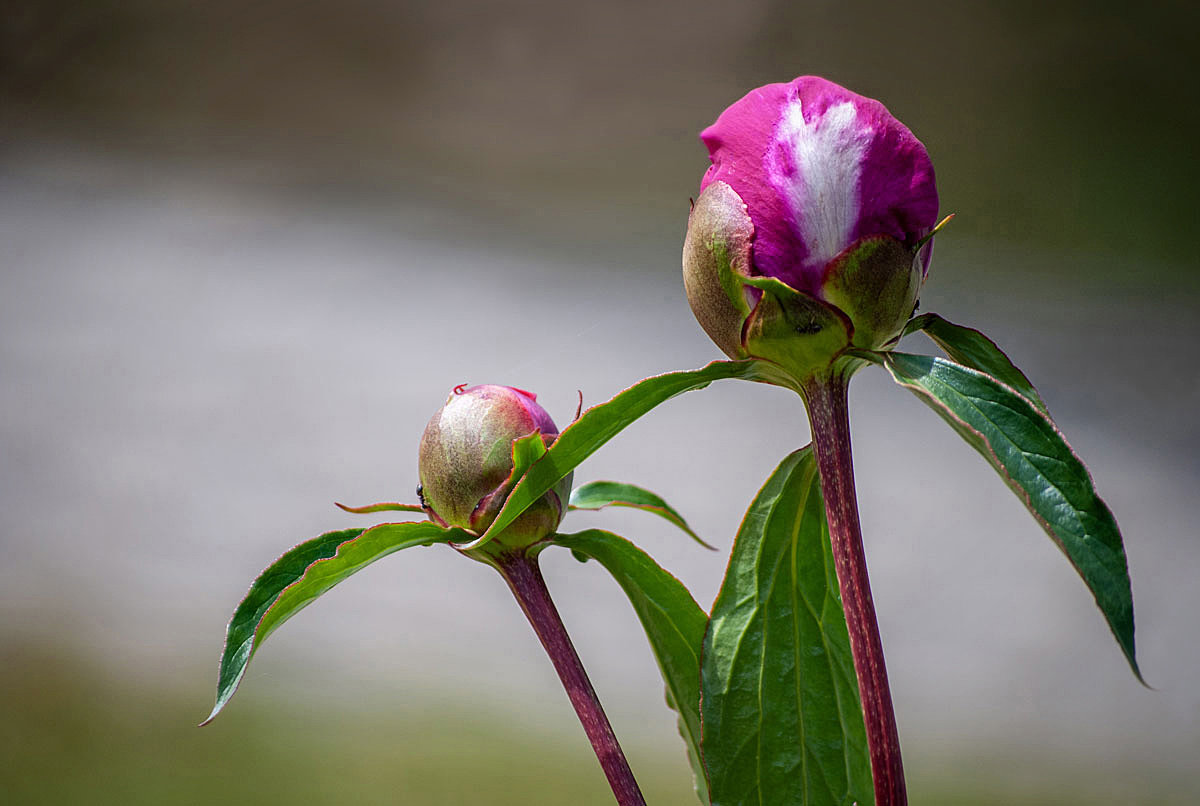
[2,2,1197,803]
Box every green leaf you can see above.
[702,448,873,806]
[904,312,1048,414]
[875,351,1140,680]
[204,521,463,724]
[335,501,425,515]
[509,430,549,482]
[465,359,786,550]
[549,529,710,804]
[568,480,715,549]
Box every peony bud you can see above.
[418,385,572,548]
[684,76,939,382]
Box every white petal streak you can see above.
[769,98,867,266]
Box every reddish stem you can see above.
[803,371,907,806]
[493,551,647,806]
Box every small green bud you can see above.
[418,385,571,548]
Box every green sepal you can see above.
[569,480,714,549]
[819,235,922,352]
[336,502,425,515]
[702,446,873,806]
[510,429,549,473]
[204,520,465,724]
[682,180,756,361]
[741,275,854,386]
[462,360,787,551]
[871,351,1141,681]
[903,312,1049,414]
[461,431,571,554]
[914,213,955,251]
[548,529,710,804]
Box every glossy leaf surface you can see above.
[468,360,784,550]
[702,448,872,806]
[569,480,713,549]
[878,351,1140,679]
[205,521,461,724]
[550,529,710,803]
[510,430,549,477]
[335,501,425,515]
[904,312,1048,413]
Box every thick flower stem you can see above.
[493,551,648,806]
[802,371,907,806]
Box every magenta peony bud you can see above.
[684,76,940,382]
[418,385,572,548]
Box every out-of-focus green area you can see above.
[1,0,1195,270]
[3,640,1194,805]
[0,640,691,806]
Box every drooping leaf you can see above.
[702,447,873,806]
[335,501,425,515]
[568,480,714,549]
[465,359,787,550]
[903,312,1048,413]
[549,529,710,804]
[875,351,1140,679]
[204,521,463,724]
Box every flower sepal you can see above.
[681,180,756,362]
[818,234,925,352]
[683,179,858,386]
[740,274,853,386]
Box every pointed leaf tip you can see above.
[916,213,955,249]
[879,351,1140,680]
[335,501,426,515]
[206,521,462,722]
[568,480,715,549]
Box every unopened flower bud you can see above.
[684,76,939,382]
[418,385,571,548]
